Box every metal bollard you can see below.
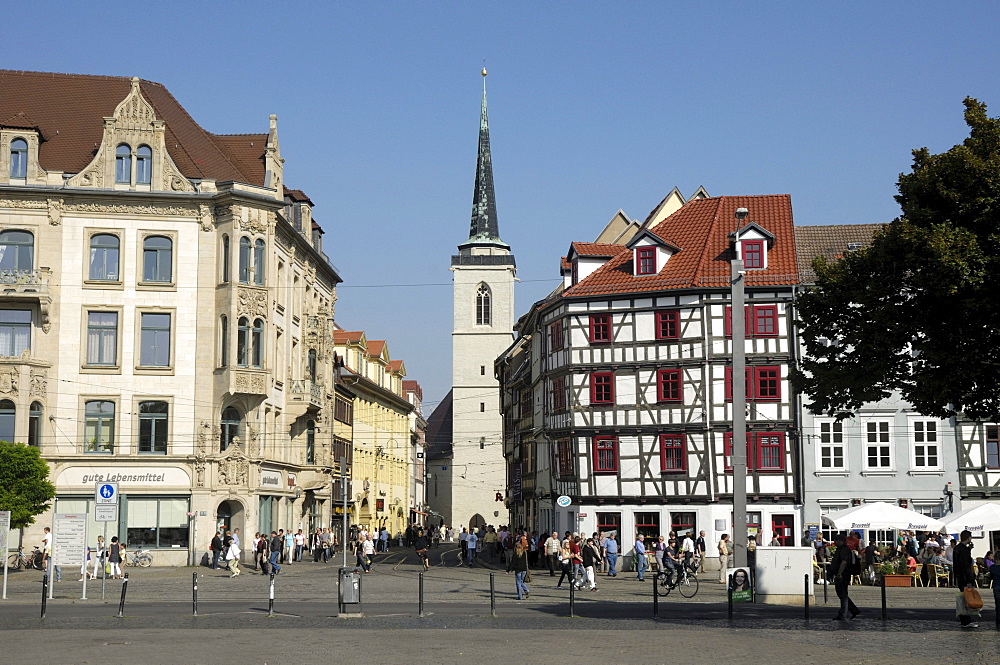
[116,573,129,618]
[41,573,49,618]
[419,572,425,617]
[727,573,733,620]
[881,578,887,621]
[823,564,828,604]
[569,578,576,617]
[192,572,198,616]
[804,574,810,622]
[268,571,275,617]
[652,575,659,618]
[489,572,496,617]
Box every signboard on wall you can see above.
[260,470,282,489]
[512,464,522,502]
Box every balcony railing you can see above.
[289,379,323,409]
[0,269,49,297]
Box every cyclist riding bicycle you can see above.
[413,529,430,570]
[661,538,682,587]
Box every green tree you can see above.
[795,97,1000,421]
[0,441,56,529]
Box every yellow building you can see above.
[332,330,412,536]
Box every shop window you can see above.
[635,512,660,546]
[126,497,190,549]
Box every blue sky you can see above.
[8,2,1000,408]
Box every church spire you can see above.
[463,68,507,248]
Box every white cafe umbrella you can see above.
[821,502,945,531]
[940,502,1000,535]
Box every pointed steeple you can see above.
[461,68,508,250]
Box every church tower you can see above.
[446,69,516,531]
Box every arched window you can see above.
[305,420,316,465]
[135,145,152,184]
[0,230,34,272]
[0,399,14,442]
[253,239,265,285]
[220,235,231,283]
[138,401,168,454]
[10,138,28,179]
[85,400,115,453]
[251,318,264,368]
[476,283,491,326]
[308,348,317,382]
[89,233,120,281]
[219,315,229,366]
[142,235,172,282]
[220,406,241,452]
[28,401,42,447]
[238,237,251,283]
[236,317,249,367]
[115,144,131,184]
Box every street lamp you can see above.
[731,206,749,569]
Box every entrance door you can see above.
[216,500,245,543]
[771,514,794,546]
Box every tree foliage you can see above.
[0,441,56,529]
[795,97,1000,421]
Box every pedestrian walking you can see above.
[466,529,478,567]
[506,542,531,599]
[634,533,648,582]
[831,533,861,621]
[226,537,241,577]
[604,532,619,576]
[210,531,223,569]
[544,531,560,576]
[89,535,105,579]
[953,529,978,628]
[268,531,282,575]
[107,536,123,579]
[717,534,731,584]
[555,539,573,588]
[582,537,602,591]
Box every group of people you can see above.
[38,528,127,583]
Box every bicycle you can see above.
[122,547,153,567]
[656,562,699,598]
[6,546,44,571]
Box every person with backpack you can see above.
[831,532,861,621]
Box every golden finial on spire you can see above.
[482,67,488,77]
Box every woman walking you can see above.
[555,539,573,589]
[89,535,105,579]
[506,542,530,599]
[107,536,123,579]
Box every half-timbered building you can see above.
[499,194,803,561]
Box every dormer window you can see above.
[571,260,579,285]
[136,145,152,184]
[635,247,656,275]
[115,144,131,184]
[10,139,28,179]
[742,240,764,269]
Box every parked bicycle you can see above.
[6,546,44,571]
[122,546,153,567]
[656,562,699,598]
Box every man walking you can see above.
[605,533,619,576]
[210,531,223,569]
[466,529,479,567]
[268,531,283,575]
[953,529,977,628]
[718,534,732,584]
[831,532,861,621]
[634,533,648,581]
[545,531,560,576]
[695,530,707,570]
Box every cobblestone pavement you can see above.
[3,546,999,664]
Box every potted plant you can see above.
[879,559,912,587]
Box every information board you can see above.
[95,504,118,523]
[52,513,88,567]
[0,510,10,555]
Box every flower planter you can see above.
[881,574,912,587]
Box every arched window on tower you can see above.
[476,283,491,326]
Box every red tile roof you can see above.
[284,188,313,204]
[563,195,798,297]
[388,359,404,373]
[0,69,266,184]
[569,242,622,258]
[366,340,386,357]
[332,330,366,345]
[794,223,885,283]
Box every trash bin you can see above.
[339,568,362,615]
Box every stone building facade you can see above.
[0,70,344,564]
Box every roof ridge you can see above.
[0,68,154,83]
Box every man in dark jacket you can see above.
[210,532,223,569]
[268,531,283,574]
[832,533,861,621]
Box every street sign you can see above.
[95,482,119,505]
[52,513,88,567]
[0,510,10,554]
[95,504,118,523]
[556,495,572,508]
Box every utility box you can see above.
[753,546,814,606]
[338,568,362,616]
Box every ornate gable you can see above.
[67,77,194,192]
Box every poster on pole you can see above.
[0,510,10,555]
[52,513,88,568]
[728,566,753,602]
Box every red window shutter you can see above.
[593,436,618,473]
[659,434,686,473]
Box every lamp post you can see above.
[731,206,749,569]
